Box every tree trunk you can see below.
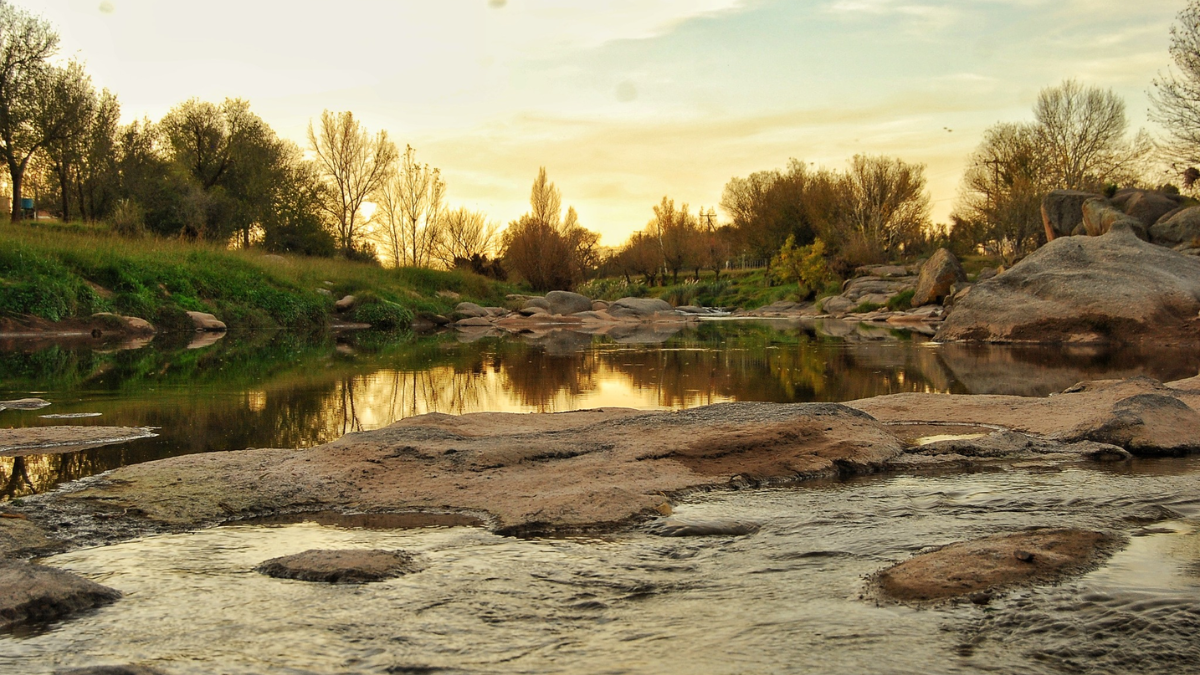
[58,163,71,222]
[10,165,23,224]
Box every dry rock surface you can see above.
[0,426,158,457]
[872,528,1117,603]
[0,559,121,629]
[55,666,166,675]
[255,549,420,583]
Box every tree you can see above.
[373,145,444,268]
[1152,1,1200,174]
[1034,80,1145,190]
[437,206,496,268]
[954,123,1049,259]
[617,230,664,285]
[840,154,930,256]
[260,142,335,256]
[501,167,598,290]
[652,196,703,284]
[308,110,397,257]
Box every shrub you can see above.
[351,297,413,330]
[886,289,915,311]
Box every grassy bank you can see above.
[0,222,512,331]
[578,269,839,310]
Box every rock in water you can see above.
[1058,392,1200,456]
[0,398,51,412]
[936,227,1200,343]
[544,291,592,316]
[0,560,121,629]
[185,311,226,332]
[649,518,761,537]
[872,529,1115,603]
[912,248,966,307]
[453,302,488,318]
[255,549,421,583]
[608,297,674,317]
[1041,189,1101,241]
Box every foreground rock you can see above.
[0,426,158,457]
[608,297,674,317]
[56,667,167,675]
[255,549,420,583]
[936,226,1200,343]
[872,529,1116,603]
[0,559,121,629]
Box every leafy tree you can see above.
[772,235,830,296]
[501,167,598,290]
[436,206,496,269]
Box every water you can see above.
[3,459,1198,674]
[2,320,1196,500]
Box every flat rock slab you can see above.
[0,560,121,629]
[0,426,157,457]
[255,549,420,583]
[872,528,1116,604]
[56,667,166,675]
[0,398,51,412]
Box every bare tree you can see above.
[373,145,444,268]
[1152,1,1200,176]
[652,196,703,284]
[1035,80,1145,190]
[436,206,496,268]
[307,110,397,257]
[840,154,931,256]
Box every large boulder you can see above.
[912,249,966,307]
[1149,206,1200,248]
[1041,189,1101,241]
[841,277,912,302]
[255,549,421,583]
[544,291,592,316]
[1120,189,1181,228]
[522,297,551,311]
[936,226,1200,343]
[0,560,121,629]
[608,297,674,317]
[1082,198,1147,240]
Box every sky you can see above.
[21,0,1188,245]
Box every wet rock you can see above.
[608,297,674,317]
[1059,393,1200,456]
[185,311,226,333]
[1041,189,1101,240]
[872,529,1116,603]
[545,291,592,316]
[0,559,121,629]
[334,295,356,312]
[0,518,58,559]
[0,398,50,412]
[91,313,155,335]
[0,426,158,457]
[255,549,420,583]
[912,249,966,307]
[649,518,761,537]
[453,302,488,318]
[416,311,450,326]
[55,667,167,675]
[1149,206,1200,248]
[936,227,1200,343]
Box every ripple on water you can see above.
[3,459,1199,674]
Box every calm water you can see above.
[2,320,1198,500]
[4,460,1198,674]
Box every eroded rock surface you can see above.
[0,559,121,629]
[936,227,1200,343]
[255,549,420,583]
[0,426,158,457]
[872,529,1116,603]
[56,666,166,675]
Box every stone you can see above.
[1,426,158,457]
[518,306,549,317]
[483,306,509,317]
[185,311,226,333]
[56,667,166,675]
[1120,189,1181,228]
[856,265,910,278]
[91,313,155,335]
[416,312,450,326]
[544,291,593,316]
[591,300,610,311]
[455,317,492,327]
[821,296,855,315]
[436,290,461,300]
[1057,393,1200,456]
[1082,198,1147,240]
[872,529,1115,604]
[1149,206,1200,248]
[976,267,998,281]
[649,518,761,537]
[608,297,674,317]
[334,295,356,312]
[316,288,334,297]
[912,248,966,307]
[523,297,551,311]
[255,549,420,583]
[1041,189,1101,241]
[453,302,488,318]
[841,277,912,301]
[936,227,1200,343]
[0,559,121,629]
[0,398,51,412]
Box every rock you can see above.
[591,300,610,311]
[841,277,912,301]
[912,249,966,307]
[185,311,226,333]
[1,426,158,457]
[1058,393,1200,456]
[1041,189,1101,241]
[544,291,593,316]
[1082,198,1147,240]
[1121,190,1181,228]
[857,265,910,278]
[56,667,167,675]
[675,305,713,315]
[416,312,450,326]
[483,306,509,317]
[976,267,998,281]
[453,302,488,318]
[316,288,334,297]
[821,296,855,315]
[455,317,492,327]
[872,529,1115,603]
[518,306,549,317]
[608,297,674,317]
[91,313,155,335]
[936,227,1200,343]
[255,549,420,583]
[436,290,461,300]
[649,518,761,537]
[0,559,121,629]
[523,297,551,311]
[0,398,51,412]
[1149,206,1200,248]
[334,295,356,312]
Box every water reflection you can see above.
[1,321,1196,499]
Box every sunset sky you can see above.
[23,0,1185,245]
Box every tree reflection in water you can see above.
[1,321,1196,499]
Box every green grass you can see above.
[0,221,512,331]
[850,301,883,314]
[582,268,827,310]
[886,289,915,311]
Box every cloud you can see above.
[98,1,114,14]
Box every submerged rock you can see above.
[872,528,1116,603]
[0,559,121,629]
[936,227,1200,343]
[255,549,420,583]
[649,518,761,537]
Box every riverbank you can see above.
[0,222,511,333]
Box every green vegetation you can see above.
[886,289,915,311]
[850,301,884,314]
[0,222,511,330]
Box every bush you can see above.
[886,289,915,311]
[351,296,413,330]
[576,278,648,301]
